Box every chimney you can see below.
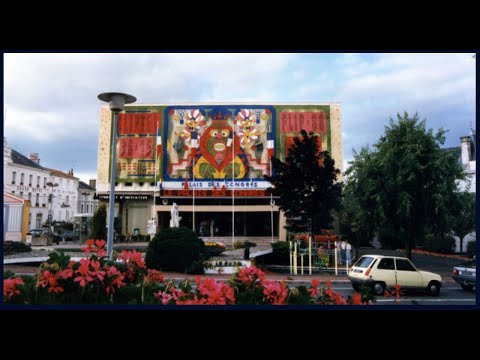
[28,153,40,164]
[460,136,471,168]
[89,179,97,189]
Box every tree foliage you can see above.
[339,147,378,256]
[89,204,107,240]
[264,130,342,234]
[451,192,476,253]
[344,112,465,258]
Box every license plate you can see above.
[354,269,363,273]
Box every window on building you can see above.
[44,177,47,188]
[43,194,47,207]
[81,204,84,213]
[12,171,16,184]
[28,193,32,202]
[20,191,24,198]
[36,193,40,206]
[66,195,69,204]
[20,173,24,185]
[37,176,40,187]
[66,210,69,221]
[36,213,42,228]
[12,191,15,194]
[60,179,63,186]
[29,174,33,186]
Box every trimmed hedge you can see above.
[145,227,205,273]
[4,241,32,256]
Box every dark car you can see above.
[452,258,476,291]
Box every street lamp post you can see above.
[98,92,137,258]
[46,181,59,242]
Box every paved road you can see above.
[325,282,476,305]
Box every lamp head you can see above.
[98,92,137,112]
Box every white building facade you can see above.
[3,137,82,229]
[455,131,476,253]
[44,168,79,223]
[4,139,51,229]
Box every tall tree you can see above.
[451,192,476,253]
[340,147,379,257]
[346,112,465,258]
[264,130,342,235]
[90,204,107,240]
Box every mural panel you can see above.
[116,112,161,183]
[163,106,275,190]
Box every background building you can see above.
[96,103,343,244]
[78,180,98,214]
[455,129,476,252]
[4,139,51,229]
[4,137,94,239]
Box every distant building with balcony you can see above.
[43,168,79,223]
[78,180,98,215]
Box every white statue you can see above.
[170,202,181,228]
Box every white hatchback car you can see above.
[348,255,443,296]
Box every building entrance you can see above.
[159,211,279,237]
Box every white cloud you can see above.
[4,53,475,180]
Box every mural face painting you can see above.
[165,107,274,181]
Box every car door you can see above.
[395,258,423,289]
[374,258,396,287]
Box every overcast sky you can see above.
[4,53,476,184]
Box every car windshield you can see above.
[353,256,375,268]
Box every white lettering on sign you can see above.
[161,181,270,190]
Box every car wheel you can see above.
[373,282,386,296]
[460,284,474,292]
[427,281,441,296]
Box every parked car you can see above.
[28,228,49,237]
[348,255,443,296]
[452,258,476,291]
[59,230,75,241]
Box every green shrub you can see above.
[423,233,455,253]
[145,227,204,273]
[466,240,476,256]
[287,285,313,304]
[4,241,32,255]
[255,241,291,266]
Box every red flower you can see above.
[4,277,24,300]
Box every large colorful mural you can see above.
[164,106,275,185]
[111,105,334,191]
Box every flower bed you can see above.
[203,260,251,274]
[203,241,227,256]
[4,238,371,305]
